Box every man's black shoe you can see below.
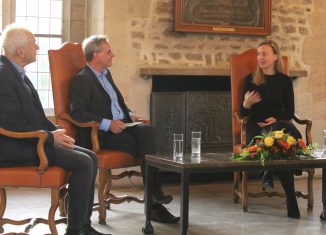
[288,211,301,219]
[151,204,180,224]
[287,198,301,219]
[65,228,89,235]
[65,226,111,235]
[153,193,173,205]
[88,225,111,235]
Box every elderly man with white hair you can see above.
[0,23,111,235]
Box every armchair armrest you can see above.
[0,127,49,173]
[58,113,101,153]
[293,113,312,145]
[233,112,248,147]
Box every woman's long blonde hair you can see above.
[253,39,284,86]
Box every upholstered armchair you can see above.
[48,42,143,225]
[0,127,68,235]
[230,48,314,212]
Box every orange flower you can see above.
[278,140,290,150]
[247,145,258,152]
[297,139,307,150]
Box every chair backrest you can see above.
[48,43,86,138]
[230,48,289,146]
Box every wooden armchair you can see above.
[230,48,314,212]
[48,42,143,225]
[0,127,68,235]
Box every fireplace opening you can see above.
[152,75,230,92]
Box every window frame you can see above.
[1,0,63,115]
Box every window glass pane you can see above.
[48,93,54,108]
[38,90,49,107]
[50,38,62,49]
[50,18,62,34]
[15,0,27,16]
[26,17,38,33]
[51,0,62,18]
[38,73,50,90]
[26,72,38,87]
[39,17,50,34]
[38,37,50,55]
[26,0,38,17]
[15,16,27,23]
[39,0,51,18]
[26,62,37,73]
[38,55,49,72]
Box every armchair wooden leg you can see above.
[233,171,240,203]
[104,170,113,209]
[59,186,68,217]
[307,169,315,211]
[98,168,109,225]
[242,171,248,212]
[48,189,60,235]
[0,188,6,233]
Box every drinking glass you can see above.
[191,131,201,157]
[173,134,183,160]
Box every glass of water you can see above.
[173,134,183,160]
[191,131,201,157]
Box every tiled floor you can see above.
[2,177,326,235]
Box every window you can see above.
[1,0,63,112]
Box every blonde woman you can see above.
[240,39,301,219]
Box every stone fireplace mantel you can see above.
[139,66,308,79]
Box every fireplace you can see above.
[150,75,232,155]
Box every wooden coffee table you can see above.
[142,152,326,235]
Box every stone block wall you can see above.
[129,0,312,69]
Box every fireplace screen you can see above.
[151,91,232,154]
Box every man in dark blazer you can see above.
[0,24,111,235]
[70,35,179,224]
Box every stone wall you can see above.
[68,1,324,145]
[96,0,325,147]
[131,0,312,69]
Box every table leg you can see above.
[180,169,189,235]
[320,168,326,220]
[142,163,154,234]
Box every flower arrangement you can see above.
[232,129,317,165]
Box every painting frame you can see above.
[174,0,271,36]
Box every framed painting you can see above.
[174,0,271,36]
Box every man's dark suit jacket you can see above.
[0,55,56,167]
[71,66,132,149]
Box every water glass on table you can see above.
[191,131,201,157]
[173,133,183,160]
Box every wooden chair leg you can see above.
[233,171,240,203]
[0,188,6,233]
[98,168,109,225]
[47,189,60,235]
[307,168,315,211]
[105,171,114,211]
[242,171,248,212]
[59,186,68,217]
[104,170,113,203]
